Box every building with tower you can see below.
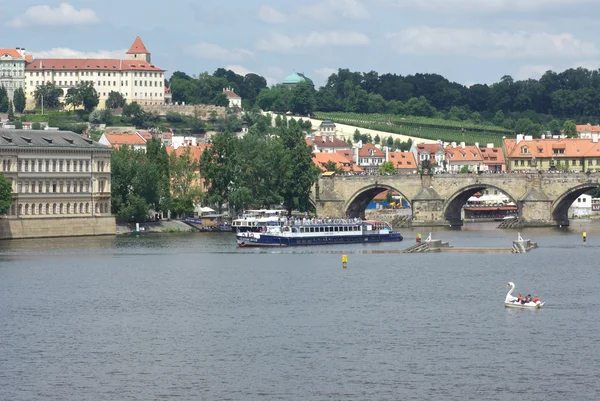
[23,36,167,110]
[282,72,313,88]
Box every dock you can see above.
[402,233,537,254]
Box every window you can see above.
[520,160,524,166]
[24,204,29,215]
[45,204,49,214]
[46,160,50,171]
[59,204,63,214]
[38,204,43,215]
[53,160,57,171]
[588,159,593,166]
[53,204,57,214]
[59,161,63,172]
[86,203,90,213]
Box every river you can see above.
[1,222,599,401]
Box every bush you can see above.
[31,122,41,130]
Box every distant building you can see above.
[282,72,313,88]
[0,129,114,239]
[0,48,27,102]
[445,142,484,173]
[576,124,600,139]
[569,194,592,218]
[312,152,363,174]
[479,144,506,172]
[98,132,147,151]
[411,142,446,172]
[307,135,351,153]
[356,143,386,173]
[387,151,418,173]
[24,36,167,110]
[222,87,241,108]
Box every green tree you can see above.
[278,121,320,216]
[0,87,9,113]
[563,120,577,138]
[323,160,344,174]
[289,81,316,115]
[169,147,203,217]
[0,173,12,214]
[65,86,83,110]
[549,120,561,135]
[515,118,533,134]
[31,122,41,130]
[386,136,394,146]
[106,91,126,109]
[493,110,505,125]
[13,87,26,113]
[374,134,381,144]
[34,82,63,109]
[353,129,361,143]
[459,165,470,173]
[200,131,238,212]
[79,81,100,111]
[146,138,172,213]
[379,161,396,174]
[7,100,14,121]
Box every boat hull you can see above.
[237,233,403,247]
[504,301,544,309]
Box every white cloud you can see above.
[32,48,126,59]
[256,31,370,52]
[185,42,253,61]
[313,67,337,79]
[9,3,100,27]
[266,66,284,77]
[387,26,599,59]
[379,0,592,14]
[515,64,554,80]
[224,65,253,76]
[300,0,369,20]
[258,5,287,24]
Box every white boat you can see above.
[505,282,544,308]
[231,209,286,232]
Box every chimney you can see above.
[451,142,456,148]
[385,147,389,162]
[475,142,479,148]
[541,134,545,140]
[487,143,493,148]
[524,135,533,141]
[329,135,333,143]
[460,142,465,149]
[516,134,523,144]
[594,137,598,143]
[354,147,359,165]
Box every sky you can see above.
[3,0,600,87]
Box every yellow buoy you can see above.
[583,231,587,243]
[342,255,348,268]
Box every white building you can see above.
[223,87,241,108]
[0,128,112,219]
[0,48,27,102]
[98,132,147,152]
[24,36,166,110]
[569,194,592,218]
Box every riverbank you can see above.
[116,220,196,235]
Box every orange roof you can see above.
[336,149,353,162]
[104,133,146,147]
[167,144,210,161]
[577,124,600,133]
[388,151,417,169]
[358,143,385,158]
[446,145,482,162]
[25,55,33,63]
[127,36,150,54]
[136,130,153,140]
[0,48,22,58]
[25,58,164,72]
[313,152,363,173]
[479,147,505,165]
[310,135,351,149]
[503,137,600,159]
[223,89,241,99]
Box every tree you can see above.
[0,174,12,214]
[379,161,396,174]
[106,91,126,109]
[549,120,561,135]
[13,88,26,113]
[200,131,238,212]
[515,118,533,134]
[7,100,14,121]
[386,136,394,147]
[169,147,203,217]
[34,82,63,109]
[493,110,505,125]
[0,87,8,113]
[353,129,361,143]
[563,120,577,138]
[459,165,470,174]
[79,81,100,111]
[289,81,316,115]
[323,160,344,174]
[374,134,381,144]
[64,87,83,110]
[278,121,320,216]
[385,190,393,204]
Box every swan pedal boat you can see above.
[505,282,545,309]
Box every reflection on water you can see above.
[1,222,600,400]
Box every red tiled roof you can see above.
[136,130,153,140]
[479,147,505,165]
[25,58,164,72]
[417,143,445,154]
[336,149,353,162]
[503,138,600,159]
[25,55,33,63]
[310,135,351,149]
[167,144,210,161]
[577,124,600,133]
[127,36,150,54]
[104,133,146,147]
[313,152,363,173]
[446,145,482,162]
[0,48,22,58]
[223,89,241,99]
[358,143,385,158]
[388,151,417,169]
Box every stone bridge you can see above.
[311,173,600,227]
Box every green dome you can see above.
[282,72,307,84]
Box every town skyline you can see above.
[3,0,600,87]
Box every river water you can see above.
[1,222,600,401]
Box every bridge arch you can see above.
[345,184,411,219]
[552,183,600,225]
[443,184,519,225]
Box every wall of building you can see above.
[0,216,116,240]
[140,104,227,118]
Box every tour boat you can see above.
[236,219,403,247]
[504,282,544,308]
[231,209,286,233]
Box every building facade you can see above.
[222,88,241,108]
[0,129,115,238]
[0,48,27,102]
[24,36,166,110]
